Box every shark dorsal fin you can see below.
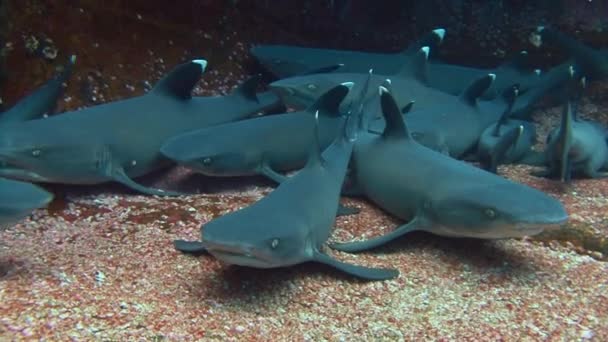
[153,59,207,100]
[398,46,429,84]
[460,73,495,106]
[403,28,445,57]
[306,110,324,168]
[307,82,352,116]
[493,85,519,136]
[232,74,263,102]
[380,86,411,140]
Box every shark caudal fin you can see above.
[533,26,608,79]
[403,28,445,58]
[0,54,77,125]
[232,74,264,103]
[307,82,352,116]
[152,59,207,100]
[460,73,496,107]
[492,85,519,136]
[380,85,413,140]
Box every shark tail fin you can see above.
[398,46,430,84]
[306,110,324,168]
[403,28,445,57]
[0,54,77,124]
[307,82,352,116]
[493,85,519,136]
[460,73,495,106]
[153,59,207,100]
[233,74,263,103]
[380,85,412,140]
[557,101,574,182]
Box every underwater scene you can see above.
[1,0,607,340]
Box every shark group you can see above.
[3,25,607,282]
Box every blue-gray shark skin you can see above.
[536,100,608,182]
[250,28,445,78]
[160,83,352,184]
[0,177,53,229]
[0,55,76,126]
[173,85,399,280]
[476,86,540,173]
[274,49,501,158]
[252,27,541,101]
[0,60,283,196]
[331,86,569,253]
[533,26,608,81]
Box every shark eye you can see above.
[270,238,279,249]
[202,157,212,165]
[31,149,41,157]
[306,83,317,91]
[484,208,496,218]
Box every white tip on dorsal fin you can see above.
[192,59,208,71]
[489,73,496,81]
[379,85,388,95]
[152,59,207,100]
[518,125,524,135]
[433,28,446,42]
[421,46,430,59]
[341,81,354,89]
[536,26,545,33]
[534,69,541,76]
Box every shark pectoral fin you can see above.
[330,218,421,253]
[336,204,360,217]
[312,250,399,281]
[111,168,186,197]
[174,239,208,255]
[258,163,287,184]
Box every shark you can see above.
[0,55,76,126]
[532,26,608,82]
[0,177,53,229]
[272,46,574,157]
[0,59,283,196]
[331,86,569,253]
[476,85,540,173]
[250,27,446,78]
[160,83,352,184]
[173,75,399,281]
[251,27,541,100]
[533,77,608,182]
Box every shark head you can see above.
[199,211,311,268]
[426,181,568,239]
[0,129,110,183]
[160,128,259,177]
[0,177,53,228]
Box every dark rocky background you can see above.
[0,0,607,110]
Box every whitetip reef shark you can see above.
[0,59,283,196]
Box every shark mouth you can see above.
[200,240,280,269]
